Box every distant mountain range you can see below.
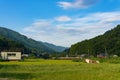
[43,42,67,52]
[0,27,66,53]
[69,25,120,56]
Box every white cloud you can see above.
[55,16,72,22]
[57,0,99,9]
[22,12,120,47]
[23,19,52,33]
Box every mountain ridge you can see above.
[0,27,66,53]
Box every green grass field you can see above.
[0,59,120,80]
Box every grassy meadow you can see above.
[0,59,120,80]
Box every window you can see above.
[7,53,16,56]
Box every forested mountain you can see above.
[0,36,29,53]
[0,27,66,53]
[69,25,120,56]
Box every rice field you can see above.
[0,59,120,80]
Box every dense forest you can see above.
[0,36,30,53]
[69,25,120,56]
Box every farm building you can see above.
[0,52,21,61]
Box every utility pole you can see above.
[88,49,90,58]
[105,47,108,58]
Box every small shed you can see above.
[0,52,21,61]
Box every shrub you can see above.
[0,57,3,62]
[72,58,83,62]
[107,58,120,64]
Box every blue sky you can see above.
[0,0,120,47]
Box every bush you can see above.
[98,58,107,63]
[0,57,3,61]
[107,58,120,64]
[42,53,50,59]
[72,58,83,62]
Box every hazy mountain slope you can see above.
[43,42,66,52]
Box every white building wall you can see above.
[1,52,21,60]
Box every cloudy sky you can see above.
[0,0,120,47]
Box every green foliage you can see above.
[106,57,120,64]
[0,57,3,61]
[0,73,32,79]
[0,36,26,51]
[72,58,83,62]
[42,53,50,59]
[70,25,120,56]
[27,54,37,59]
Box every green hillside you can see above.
[0,27,55,53]
[69,25,120,56]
